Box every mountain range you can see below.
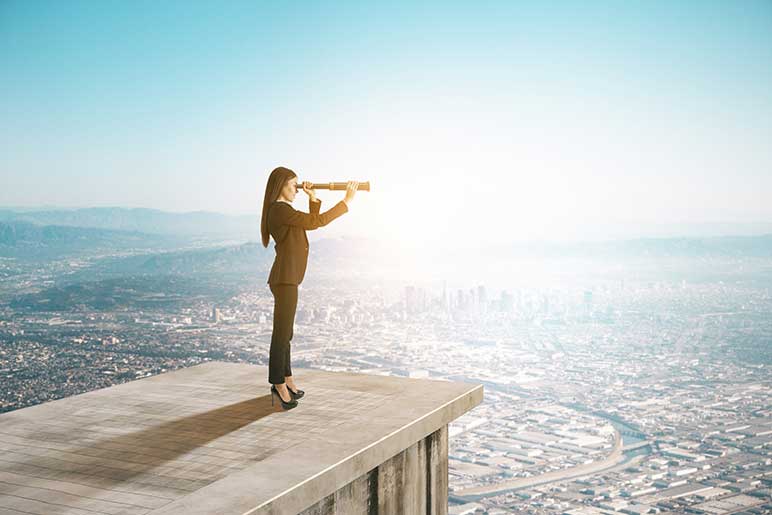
[0,207,258,239]
[1,208,771,263]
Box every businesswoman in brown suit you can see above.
[260,166,358,410]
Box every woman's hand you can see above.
[301,181,317,202]
[344,181,359,206]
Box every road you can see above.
[454,428,624,500]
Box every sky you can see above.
[1,0,771,249]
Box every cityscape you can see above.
[1,227,769,514]
[3,1,771,512]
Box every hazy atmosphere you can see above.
[1,2,771,515]
[2,1,771,249]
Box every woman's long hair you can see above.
[261,166,297,247]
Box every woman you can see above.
[260,166,358,410]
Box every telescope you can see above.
[295,181,370,192]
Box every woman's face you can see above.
[281,176,297,202]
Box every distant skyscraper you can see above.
[296,308,314,324]
[583,290,593,316]
[211,306,221,323]
[477,285,487,314]
[404,285,428,314]
[405,285,416,314]
[500,290,514,312]
[417,286,426,312]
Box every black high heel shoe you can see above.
[271,385,298,410]
[287,385,305,400]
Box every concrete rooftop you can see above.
[0,361,482,514]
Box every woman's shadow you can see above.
[4,393,281,500]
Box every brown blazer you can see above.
[267,198,348,285]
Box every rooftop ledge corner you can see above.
[0,361,483,514]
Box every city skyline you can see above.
[1,3,770,512]
[2,242,769,513]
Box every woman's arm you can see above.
[269,200,348,231]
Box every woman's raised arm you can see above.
[269,200,348,231]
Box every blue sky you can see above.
[2,0,771,246]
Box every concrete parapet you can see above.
[0,361,482,514]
